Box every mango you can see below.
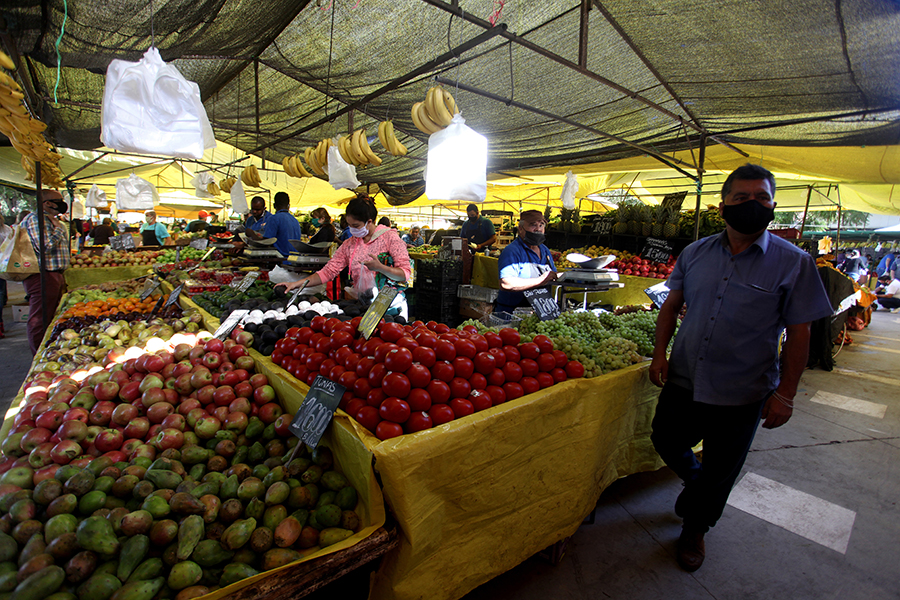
[116,534,149,582]
[126,558,163,582]
[220,518,255,551]
[16,535,44,569]
[262,505,287,531]
[63,550,97,583]
[63,471,95,497]
[318,527,353,548]
[219,563,258,588]
[167,561,201,591]
[140,496,170,520]
[119,511,153,537]
[169,493,205,516]
[108,577,164,600]
[244,498,265,521]
[148,520,178,547]
[176,516,204,562]
[190,540,233,568]
[9,565,65,600]
[198,496,220,524]
[45,494,77,518]
[273,517,302,548]
[143,470,182,491]
[315,504,342,529]
[17,553,54,582]
[320,471,348,492]
[32,480,63,506]
[76,573,122,600]
[248,527,273,553]
[261,548,302,571]
[45,533,78,562]
[0,533,16,562]
[335,486,358,511]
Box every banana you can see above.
[378,121,388,151]
[443,88,459,115]
[28,119,46,133]
[207,182,221,196]
[251,165,261,186]
[427,86,453,127]
[348,130,363,164]
[384,121,403,156]
[0,50,14,71]
[397,141,408,156]
[358,129,382,166]
[307,146,324,176]
[220,177,235,193]
[336,135,353,165]
[282,156,295,178]
[411,101,430,134]
[303,148,319,175]
[417,102,442,134]
[292,155,312,177]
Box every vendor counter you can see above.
[470,255,662,307]
[64,265,153,288]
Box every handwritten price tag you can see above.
[523,287,561,321]
[358,286,399,339]
[288,376,346,449]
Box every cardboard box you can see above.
[459,298,493,319]
[11,304,29,323]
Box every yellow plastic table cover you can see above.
[470,255,663,307]
[65,265,154,288]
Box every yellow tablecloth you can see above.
[470,255,663,307]
[65,265,154,288]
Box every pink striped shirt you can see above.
[317,225,412,286]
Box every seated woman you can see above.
[309,207,336,245]
[278,196,412,318]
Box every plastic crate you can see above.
[416,259,463,280]
[415,275,461,294]
[457,284,499,303]
[415,290,460,325]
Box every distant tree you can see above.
[774,210,869,229]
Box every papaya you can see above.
[9,565,65,600]
[220,518,255,551]
[108,577,165,600]
[76,573,122,600]
[190,540,232,568]
[176,516,204,562]
[116,534,149,582]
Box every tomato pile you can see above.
[608,255,674,279]
[269,319,585,440]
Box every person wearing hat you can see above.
[187,211,210,233]
[460,203,497,253]
[140,210,173,246]
[21,190,71,353]
[494,210,557,316]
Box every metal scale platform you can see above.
[284,240,332,274]
[238,233,285,266]
[556,254,624,310]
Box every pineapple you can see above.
[627,204,640,235]
[612,208,628,234]
[664,208,680,238]
[641,205,653,237]
[651,206,666,237]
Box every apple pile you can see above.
[0,332,365,599]
[71,250,163,268]
[270,318,585,441]
[608,255,675,279]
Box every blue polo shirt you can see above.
[402,234,424,247]
[495,236,556,313]
[262,210,303,258]
[667,231,832,406]
[246,210,272,232]
[461,216,495,246]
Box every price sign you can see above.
[644,282,671,308]
[288,375,346,449]
[358,286,400,339]
[660,191,688,212]
[235,271,260,292]
[523,287,561,321]
[147,296,165,319]
[140,277,161,301]
[165,283,185,308]
[640,237,674,264]
[189,238,209,250]
[110,234,135,251]
[213,309,248,340]
[593,216,613,235]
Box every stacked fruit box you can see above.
[413,259,463,326]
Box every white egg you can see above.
[286,305,299,315]
[298,301,311,310]
[320,301,332,309]
[276,312,288,320]
[249,310,264,320]
[263,310,279,320]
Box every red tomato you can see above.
[333,346,353,366]
[353,378,372,399]
[374,343,399,364]
[487,368,506,387]
[552,350,568,369]
[310,316,327,332]
[487,347,506,368]
[309,332,325,346]
[462,325,478,334]
[366,388,387,408]
[474,351,497,375]
[450,398,474,418]
[382,372,411,399]
[434,340,457,362]
[416,332,438,348]
[502,382,524,401]
[355,406,380,431]
[362,338,384,358]
[412,346,437,368]
[483,331,503,348]
[520,376,540,395]
[337,371,358,389]
[426,321,439,331]
[272,350,285,365]
[286,327,302,340]
[565,361,585,378]
[319,358,337,376]
[431,361,455,383]
[306,352,326,373]
[426,380,451,405]
[304,370,318,386]
[295,365,309,382]
[486,385,507,405]
[470,372,488,390]
[324,317,341,336]
[550,368,568,383]
[407,388,432,412]
[379,397,411,423]
[502,345,521,364]
[368,363,388,388]
[469,389,492,411]
[291,344,307,360]
[328,365,346,381]
[538,353,557,372]
[470,334,489,354]
[536,372,555,389]
[353,337,367,354]
[375,420,404,440]
[384,347,414,373]
[331,331,354,349]
[406,364,432,389]
[344,352,362,372]
[379,322,405,343]
[453,338,477,358]
[519,342,540,360]
[356,357,375,379]
[433,323,450,335]
[428,404,455,426]
[296,327,314,345]
[396,336,419,351]
[404,411,433,434]
[452,357,475,380]
[502,362,523,383]
[345,398,366,417]
[449,377,472,399]
[532,335,554,353]
[440,333,460,343]
[499,328,520,346]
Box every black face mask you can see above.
[522,230,546,246]
[468,215,478,221]
[722,201,774,235]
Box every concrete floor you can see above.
[1,299,897,600]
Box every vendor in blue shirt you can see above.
[245,196,271,232]
[494,210,557,315]
[246,191,302,260]
[402,226,425,248]
[460,204,497,252]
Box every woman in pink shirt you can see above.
[279,196,412,316]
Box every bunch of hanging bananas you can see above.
[336,129,382,167]
[378,121,407,156]
[206,181,221,196]
[219,177,237,193]
[241,164,262,187]
[302,139,332,176]
[411,86,458,135]
[282,154,312,178]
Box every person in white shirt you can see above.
[874,275,900,312]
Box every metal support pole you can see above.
[798,185,813,238]
[692,136,707,241]
[35,162,49,331]
[578,0,590,67]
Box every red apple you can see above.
[93,381,120,403]
[234,381,253,400]
[258,403,283,424]
[63,407,89,424]
[138,373,164,393]
[160,414,186,432]
[196,385,216,406]
[28,442,55,469]
[194,416,221,439]
[177,398,201,416]
[57,420,88,443]
[146,402,175,424]
[123,418,150,440]
[228,397,251,415]
[253,385,276,406]
[249,374,268,389]
[118,381,142,403]
[223,412,248,433]
[50,440,82,465]
[190,370,213,390]
[213,386,236,407]
[154,428,184,451]
[141,387,166,408]
[35,411,64,432]
[95,429,124,453]
[186,408,207,429]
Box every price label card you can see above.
[147,295,165,319]
[165,283,185,308]
[189,238,209,250]
[644,282,671,308]
[593,217,613,235]
[110,235,135,251]
[288,375,346,449]
[640,237,674,264]
[213,309,248,340]
[660,191,688,212]
[236,271,260,292]
[523,287,561,321]
[358,286,400,339]
[140,277,161,301]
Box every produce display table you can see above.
[64,265,153,288]
[470,255,661,307]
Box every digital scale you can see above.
[556,269,620,284]
[238,233,285,263]
[284,240,332,274]
[555,254,624,310]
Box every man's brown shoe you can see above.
[676,528,705,572]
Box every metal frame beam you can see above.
[578,0,590,68]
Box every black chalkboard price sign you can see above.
[523,287,561,321]
[358,286,400,339]
[640,237,674,264]
[165,283,185,308]
[593,216,614,235]
[109,234,135,251]
[288,376,346,449]
[643,282,671,308]
[140,277,161,301]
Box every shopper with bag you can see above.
[21,190,71,354]
[0,213,11,338]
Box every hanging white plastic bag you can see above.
[327,140,360,190]
[190,172,216,198]
[115,174,159,210]
[85,184,108,208]
[561,170,578,210]
[101,47,216,159]
[230,179,249,215]
[425,113,487,202]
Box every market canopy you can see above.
[1,0,899,210]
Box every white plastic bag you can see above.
[327,141,360,190]
[229,179,249,215]
[561,170,578,210]
[101,47,216,159]
[85,184,108,208]
[115,173,159,211]
[190,172,216,198]
[425,113,487,202]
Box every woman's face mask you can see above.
[311,218,321,227]
[349,225,368,238]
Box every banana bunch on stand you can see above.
[337,129,382,167]
[206,181,221,196]
[378,121,408,156]
[282,154,312,178]
[411,86,459,135]
[302,139,332,176]
[219,177,237,193]
[240,164,262,187]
